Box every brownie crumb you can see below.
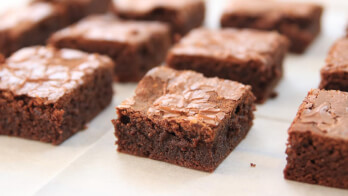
[270,92,278,99]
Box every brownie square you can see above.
[113,0,205,35]
[284,89,348,189]
[49,15,172,82]
[112,66,256,172]
[166,28,288,103]
[220,0,323,54]
[0,46,114,145]
[319,38,348,92]
[32,0,111,23]
[0,2,69,57]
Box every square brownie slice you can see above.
[49,15,172,82]
[112,0,205,35]
[0,2,69,57]
[220,0,323,54]
[284,89,348,189]
[31,0,111,23]
[112,66,256,172]
[166,28,288,103]
[319,38,348,92]
[0,46,114,145]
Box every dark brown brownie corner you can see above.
[113,66,255,172]
[284,89,348,189]
[0,46,114,144]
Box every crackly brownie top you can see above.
[0,46,112,104]
[0,3,59,33]
[119,66,252,127]
[115,0,203,14]
[50,15,170,44]
[322,38,348,73]
[224,0,322,18]
[169,28,288,65]
[291,89,348,139]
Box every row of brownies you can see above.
[0,0,347,191]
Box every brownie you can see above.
[32,0,111,23]
[112,66,256,172]
[166,28,288,103]
[49,15,172,82]
[113,0,205,36]
[319,38,348,92]
[0,46,114,145]
[220,0,323,54]
[0,2,69,57]
[284,89,348,189]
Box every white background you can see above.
[0,0,348,195]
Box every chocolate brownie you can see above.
[284,89,348,189]
[0,2,69,57]
[113,0,205,35]
[166,28,288,103]
[113,66,256,172]
[0,46,114,145]
[220,0,323,54]
[32,0,111,23]
[49,15,172,82]
[319,38,348,92]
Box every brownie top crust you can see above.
[0,46,112,104]
[169,28,288,64]
[291,89,348,139]
[0,3,58,33]
[323,38,348,73]
[50,15,170,44]
[224,0,322,18]
[119,66,253,127]
[115,0,203,14]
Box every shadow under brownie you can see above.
[284,89,348,189]
[166,28,288,103]
[49,15,172,82]
[112,0,205,36]
[113,66,256,172]
[319,38,348,92]
[0,46,114,145]
[220,0,323,54]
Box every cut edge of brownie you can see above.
[0,59,114,145]
[112,69,256,172]
[284,130,348,189]
[319,70,348,92]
